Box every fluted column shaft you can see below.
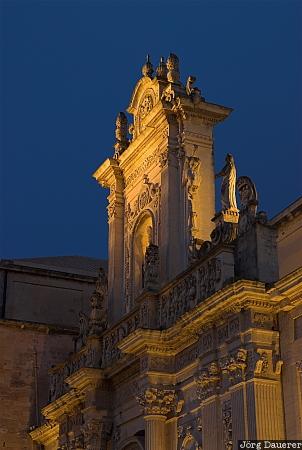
[144,415,167,450]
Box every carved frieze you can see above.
[49,343,102,402]
[160,272,197,328]
[252,312,274,329]
[101,311,140,368]
[175,344,198,372]
[140,355,173,373]
[198,258,222,301]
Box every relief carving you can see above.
[198,258,222,300]
[246,349,283,380]
[139,94,154,120]
[222,400,232,450]
[160,272,197,328]
[126,175,160,229]
[81,419,111,450]
[220,348,247,386]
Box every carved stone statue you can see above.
[114,112,129,158]
[143,244,159,290]
[89,268,108,335]
[236,176,258,212]
[186,76,202,104]
[166,53,180,84]
[216,153,238,211]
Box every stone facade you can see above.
[0,256,105,449]
[23,54,302,449]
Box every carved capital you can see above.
[220,348,247,387]
[296,360,302,373]
[195,362,221,401]
[247,349,283,380]
[136,387,179,416]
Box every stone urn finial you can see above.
[156,56,168,80]
[142,54,154,78]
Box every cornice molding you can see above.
[42,388,84,420]
[65,367,105,392]
[30,421,59,446]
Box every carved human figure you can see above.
[114,112,129,158]
[216,153,238,210]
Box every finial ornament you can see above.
[166,53,180,84]
[215,153,238,211]
[156,56,168,80]
[142,54,154,78]
[114,112,129,158]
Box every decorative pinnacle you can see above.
[142,54,154,78]
[156,56,168,80]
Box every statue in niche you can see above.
[215,153,238,211]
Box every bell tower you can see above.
[93,54,232,324]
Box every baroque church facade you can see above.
[30,54,302,450]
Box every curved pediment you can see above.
[127,76,156,116]
[127,76,162,138]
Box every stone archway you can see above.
[123,444,142,450]
[119,435,145,450]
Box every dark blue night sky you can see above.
[1,0,301,260]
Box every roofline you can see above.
[270,195,302,226]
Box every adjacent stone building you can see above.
[0,256,105,449]
[17,54,302,449]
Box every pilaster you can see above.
[93,158,125,324]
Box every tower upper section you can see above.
[93,54,232,324]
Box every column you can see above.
[145,415,167,450]
[136,387,178,450]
